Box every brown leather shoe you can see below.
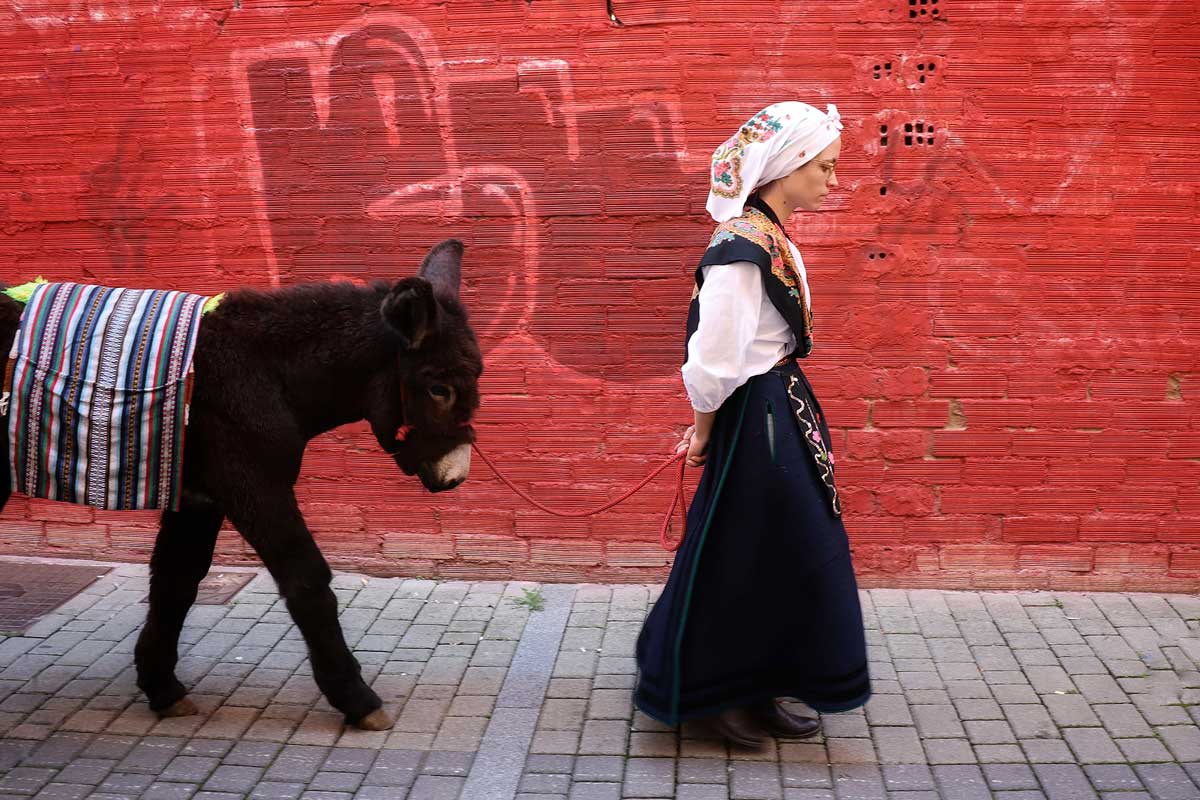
[708,706,767,749]
[750,700,821,739]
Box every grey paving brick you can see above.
[142,782,201,800]
[1044,694,1101,727]
[726,760,781,800]
[309,771,364,793]
[116,737,186,774]
[321,746,377,773]
[1158,724,1200,761]
[965,719,1017,744]
[831,764,886,800]
[1004,704,1058,739]
[1020,738,1076,764]
[1083,764,1143,791]
[881,764,934,791]
[975,744,1026,763]
[1024,666,1077,695]
[678,757,727,785]
[24,733,91,768]
[0,767,56,795]
[992,685,1041,705]
[1031,764,1099,800]
[931,765,990,800]
[823,713,869,739]
[264,745,331,783]
[864,695,912,726]
[922,738,975,765]
[872,727,924,764]
[31,783,91,800]
[956,698,1004,720]
[677,785,730,800]
[97,772,156,795]
[527,755,576,774]
[161,756,220,783]
[1094,703,1154,737]
[1074,674,1128,704]
[1116,738,1177,763]
[202,766,263,794]
[782,762,830,791]
[983,763,1039,791]
[1064,726,1125,763]
[911,705,965,738]
[248,783,305,800]
[569,783,621,800]
[409,774,466,799]
[1133,763,1200,800]
[223,741,282,768]
[783,790,834,800]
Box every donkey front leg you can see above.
[135,503,224,717]
[228,492,391,730]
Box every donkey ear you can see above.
[382,277,439,350]
[417,238,463,300]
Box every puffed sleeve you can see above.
[681,261,763,413]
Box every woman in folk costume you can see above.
[635,102,871,747]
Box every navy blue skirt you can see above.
[635,362,871,725]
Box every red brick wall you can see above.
[1,0,1198,591]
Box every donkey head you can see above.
[370,239,482,492]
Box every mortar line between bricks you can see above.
[459,583,576,800]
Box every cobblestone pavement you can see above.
[0,558,1198,799]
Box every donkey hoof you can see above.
[354,709,394,731]
[158,698,199,718]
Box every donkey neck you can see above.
[210,282,399,439]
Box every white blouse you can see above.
[681,244,812,413]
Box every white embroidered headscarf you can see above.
[706,102,843,223]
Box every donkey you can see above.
[0,239,482,729]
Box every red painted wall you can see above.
[1,0,1198,591]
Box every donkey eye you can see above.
[428,384,453,400]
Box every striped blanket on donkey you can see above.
[2,282,212,511]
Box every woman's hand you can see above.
[676,424,709,468]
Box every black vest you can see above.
[684,196,813,364]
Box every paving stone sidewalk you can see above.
[0,557,1198,800]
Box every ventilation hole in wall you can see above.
[904,122,913,132]
[879,252,888,259]
[916,122,925,133]
[868,253,876,260]
[880,186,888,196]
[904,134,913,146]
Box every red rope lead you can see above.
[470,443,690,551]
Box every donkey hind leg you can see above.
[135,504,224,717]
[230,495,391,730]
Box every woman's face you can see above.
[777,137,841,212]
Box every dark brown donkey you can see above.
[0,239,482,729]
